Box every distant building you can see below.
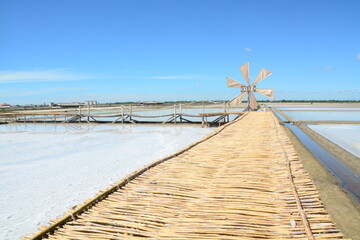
[49,101,98,108]
[85,100,98,106]
[0,103,11,108]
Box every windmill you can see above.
[227,62,274,111]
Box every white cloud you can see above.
[323,66,333,70]
[356,53,360,60]
[0,69,92,83]
[244,47,252,52]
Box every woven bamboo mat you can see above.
[28,112,348,239]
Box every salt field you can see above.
[277,106,360,157]
[269,104,359,109]
[282,110,360,121]
[0,124,213,240]
[279,108,360,111]
[308,125,360,158]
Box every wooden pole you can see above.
[121,106,124,124]
[129,105,132,121]
[179,104,182,123]
[173,104,176,124]
[87,105,90,122]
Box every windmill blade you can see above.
[248,91,260,111]
[226,77,246,88]
[256,88,274,99]
[228,92,247,106]
[252,68,272,86]
[239,62,250,85]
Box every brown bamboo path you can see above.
[29,112,347,239]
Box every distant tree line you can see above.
[4,99,359,110]
[269,100,360,103]
[107,99,360,105]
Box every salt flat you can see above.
[280,108,360,111]
[308,124,360,158]
[0,124,213,240]
[283,110,360,121]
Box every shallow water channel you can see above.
[273,110,360,203]
[285,123,360,203]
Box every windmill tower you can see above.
[227,62,274,111]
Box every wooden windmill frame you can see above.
[227,62,274,111]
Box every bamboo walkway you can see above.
[28,112,347,239]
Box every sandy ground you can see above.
[280,120,360,239]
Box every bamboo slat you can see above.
[26,112,347,239]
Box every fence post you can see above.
[87,104,90,122]
[174,104,176,124]
[179,104,182,123]
[121,106,124,124]
[129,105,132,121]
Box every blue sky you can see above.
[1,0,359,105]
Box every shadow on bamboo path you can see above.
[26,112,348,239]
